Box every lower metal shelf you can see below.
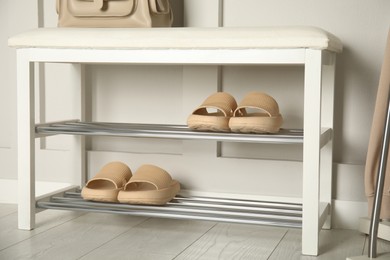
[37,191,303,228]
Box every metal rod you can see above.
[62,192,302,214]
[63,191,302,211]
[64,191,302,209]
[168,201,301,215]
[173,195,302,209]
[368,87,390,258]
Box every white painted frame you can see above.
[16,46,336,256]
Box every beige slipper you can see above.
[81,161,132,202]
[187,92,237,132]
[229,92,283,133]
[118,164,180,205]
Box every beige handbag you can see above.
[56,0,173,28]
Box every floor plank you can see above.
[80,218,216,260]
[2,204,387,260]
[0,209,84,251]
[175,222,288,260]
[268,229,366,260]
[0,212,147,260]
[0,203,17,218]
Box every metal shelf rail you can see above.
[36,121,304,143]
[36,121,332,147]
[37,191,303,228]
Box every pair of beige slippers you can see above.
[187,91,283,134]
[81,162,180,205]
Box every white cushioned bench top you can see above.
[8,26,342,53]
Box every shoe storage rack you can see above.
[9,27,342,256]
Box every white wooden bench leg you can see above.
[302,49,323,256]
[71,64,87,186]
[320,52,336,230]
[320,138,333,230]
[17,49,36,230]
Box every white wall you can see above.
[1,0,390,229]
[223,0,390,165]
[0,0,38,180]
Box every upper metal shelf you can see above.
[35,121,305,144]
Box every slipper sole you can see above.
[81,187,122,202]
[229,114,283,133]
[117,180,180,205]
[187,114,231,132]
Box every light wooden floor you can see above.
[1,204,390,260]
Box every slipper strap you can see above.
[124,164,173,190]
[86,161,132,189]
[193,92,237,117]
[234,92,280,117]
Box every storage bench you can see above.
[8,26,342,256]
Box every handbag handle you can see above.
[57,0,106,12]
[149,0,170,15]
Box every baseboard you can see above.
[0,179,73,204]
[332,199,368,230]
[358,217,390,241]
